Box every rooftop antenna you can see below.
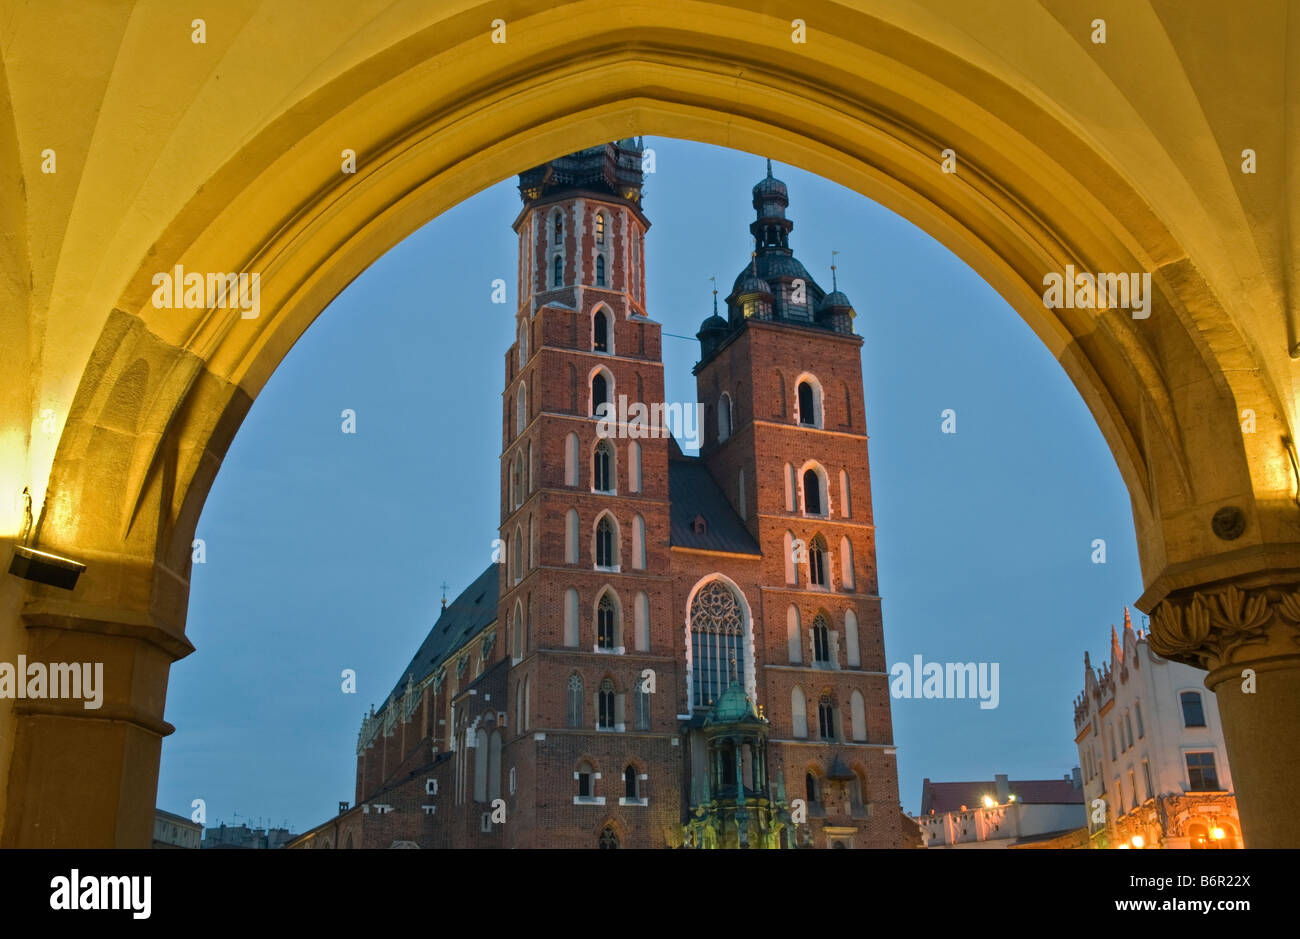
[831,250,840,291]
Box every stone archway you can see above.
[2,1,1298,846]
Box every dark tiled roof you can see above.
[921,778,1083,815]
[668,453,761,557]
[383,564,499,706]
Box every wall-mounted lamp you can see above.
[8,545,86,590]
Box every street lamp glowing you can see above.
[1211,827,1225,841]
[982,795,996,809]
[1131,835,1145,848]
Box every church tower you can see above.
[497,141,682,848]
[690,161,902,848]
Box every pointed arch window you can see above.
[591,371,609,415]
[553,254,563,288]
[797,379,821,427]
[812,613,831,664]
[808,535,828,587]
[624,765,638,798]
[516,384,527,435]
[598,678,616,729]
[595,515,617,569]
[595,212,606,245]
[718,392,733,442]
[595,255,607,287]
[517,321,528,367]
[818,693,837,740]
[803,468,824,515]
[553,211,563,244]
[597,592,617,649]
[635,681,650,729]
[567,674,583,728]
[805,772,820,804]
[593,309,609,351]
[689,580,745,709]
[593,440,614,492]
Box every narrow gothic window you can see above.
[809,536,828,587]
[636,684,650,729]
[596,213,606,245]
[593,441,613,492]
[595,516,616,568]
[818,693,836,739]
[596,255,606,287]
[598,825,619,849]
[624,765,638,799]
[813,613,831,663]
[598,678,616,728]
[553,212,563,243]
[797,380,817,425]
[597,592,616,648]
[803,469,823,514]
[577,760,593,797]
[553,254,563,288]
[591,372,609,415]
[689,580,744,709]
[593,310,609,351]
[567,674,583,728]
[806,773,819,803]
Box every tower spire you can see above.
[440,581,448,611]
[710,275,718,314]
[831,249,839,291]
[766,157,773,178]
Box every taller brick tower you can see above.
[498,141,682,847]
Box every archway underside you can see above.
[2,0,1298,847]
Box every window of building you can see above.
[796,377,822,427]
[1143,759,1153,801]
[1185,752,1220,791]
[564,432,579,485]
[1180,691,1207,727]
[850,690,866,741]
[1135,701,1145,739]
[591,371,610,416]
[624,765,638,799]
[808,535,828,587]
[805,772,820,804]
[812,613,831,664]
[595,515,617,569]
[597,592,617,649]
[593,440,614,492]
[595,212,606,245]
[553,211,563,243]
[1109,724,1117,761]
[553,254,563,288]
[598,825,619,849]
[1125,711,1135,749]
[518,321,527,366]
[636,682,650,730]
[593,309,609,352]
[791,686,807,738]
[689,579,745,709]
[818,693,837,740]
[567,674,583,728]
[803,468,824,515]
[595,255,606,286]
[718,393,733,442]
[515,384,526,434]
[1114,778,1124,815]
[577,760,594,797]
[786,606,802,663]
[598,678,616,729]
[1128,769,1137,810]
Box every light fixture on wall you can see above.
[8,545,86,590]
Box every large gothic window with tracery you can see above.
[690,580,745,709]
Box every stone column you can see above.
[1,589,193,847]
[1147,575,1300,849]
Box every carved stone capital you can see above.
[1148,581,1300,672]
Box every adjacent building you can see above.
[291,141,908,849]
[1073,610,1241,848]
[202,822,296,849]
[916,772,1085,848]
[152,808,202,849]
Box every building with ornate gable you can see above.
[1073,610,1242,849]
[290,141,906,849]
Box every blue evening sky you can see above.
[156,137,1143,832]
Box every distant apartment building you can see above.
[202,822,297,849]
[1073,610,1241,848]
[916,772,1085,848]
[152,809,202,849]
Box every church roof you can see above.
[668,452,762,557]
[382,563,500,707]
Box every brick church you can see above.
[290,140,908,849]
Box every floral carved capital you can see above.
[1149,582,1300,668]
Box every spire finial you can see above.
[831,249,839,291]
[440,581,448,611]
[710,275,718,314]
[766,157,773,178]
